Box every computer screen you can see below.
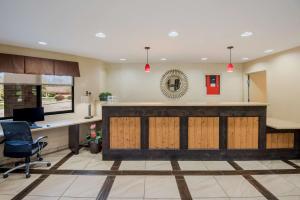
[13,107,45,124]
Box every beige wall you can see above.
[107,63,244,102]
[249,71,267,103]
[243,46,300,123]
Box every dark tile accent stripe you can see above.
[175,176,193,200]
[171,160,181,171]
[11,174,49,200]
[3,168,300,176]
[50,151,75,170]
[110,160,121,170]
[228,161,279,199]
[228,160,244,170]
[243,174,279,200]
[95,161,121,200]
[282,160,300,169]
[10,151,75,200]
[96,176,116,200]
[171,161,193,200]
[67,170,172,176]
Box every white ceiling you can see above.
[0,0,300,64]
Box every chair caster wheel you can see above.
[38,157,43,161]
[26,174,31,178]
[3,174,8,179]
[47,163,51,167]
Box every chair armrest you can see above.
[33,136,48,153]
[33,136,48,144]
[0,138,6,144]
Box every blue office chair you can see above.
[0,121,51,178]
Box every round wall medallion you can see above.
[160,69,188,99]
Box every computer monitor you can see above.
[13,107,45,128]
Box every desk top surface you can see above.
[0,116,102,136]
[31,116,102,132]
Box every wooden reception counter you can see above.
[102,102,300,160]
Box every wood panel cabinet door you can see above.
[110,117,141,149]
[0,53,25,73]
[188,117,219,149]
[266,133,294,149]
[54,60,80,77]
[149,117,180,149]
[25,57,54,75]
[227,117,259,149]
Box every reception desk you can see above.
[102,102,299,160]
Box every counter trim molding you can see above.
[101,102,268,107]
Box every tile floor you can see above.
[0,148,299,200]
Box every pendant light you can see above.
[144,46,150,72]
[227,46,234,72]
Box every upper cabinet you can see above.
[0,53,25,74]
[54,60,80,77]
[25,57,54,75]
[0,53,80,77]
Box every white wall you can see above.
[106,63,244,102]
[243,46,300,123]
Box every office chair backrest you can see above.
[1,121,33,142]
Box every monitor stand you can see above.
[29,122,42,129]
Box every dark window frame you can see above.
[0,77,75,119]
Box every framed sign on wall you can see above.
[205,75,220,95]
[160,69,188,99]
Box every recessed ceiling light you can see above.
[242,57,249,60]
[201,57,208,61]
[240,32,253,37]
[38,41,47,45]
[95,32,106,38]
[160,58,167,61]
[168,31,179,37]
[264,49,273,53]
[120,58,127,61]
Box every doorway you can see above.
[248,71,267,102]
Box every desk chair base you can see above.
[3,158,51,179]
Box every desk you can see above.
[0,116,102,154]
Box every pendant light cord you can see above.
[145,46,150,64]
[230,48,231,64]
[227,46,233,64]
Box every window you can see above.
[42,85,73,113]
[41,75,73,114]
[0,73,74,119]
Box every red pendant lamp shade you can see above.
[145,63,150,72]
[227,63,234,72]
[144,46,150,72]
[227,46,234,72]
